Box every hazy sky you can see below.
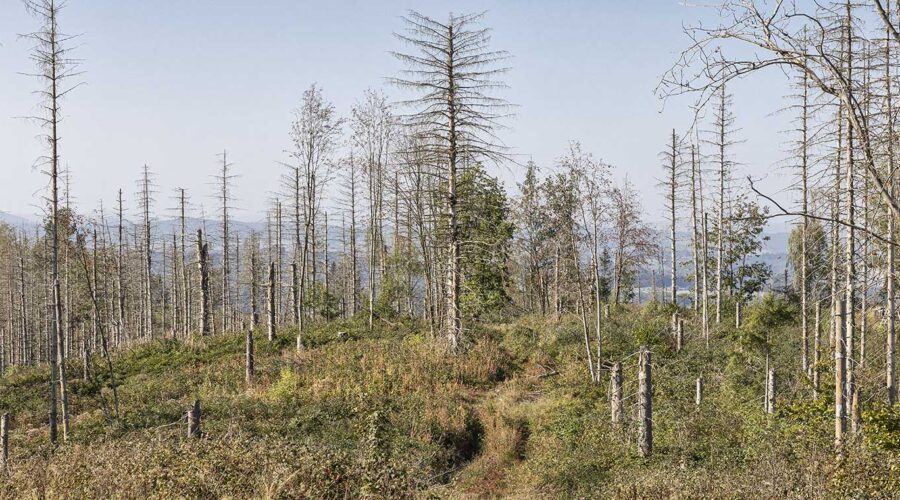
[0,0,795,226]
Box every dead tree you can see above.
[391,11,511,350]
[171,234,178,337]
[690,144,701,311]
[835,297,847,452]
[710,85,736,325]
[267,262,276,341]
[250,242,259,331]
[842,2,857,430]
[885,0,898,407]
[197,229,210,336]
[660,129,679,305]
[216,151,236,334]
[179,188,190,335]
[22,0,80,443]
[813,301,822,398]
[290,262,299,331]
[274,199,283,325]
[139,165,154,341]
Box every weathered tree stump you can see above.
[610,362,623,426]
[187,400,201,438]
[1,413,8,470]
[246,329,255,384]
[638,346,652,457]
[766,368,776,414]
[695,376,703,409]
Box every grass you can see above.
[1,299,900,498]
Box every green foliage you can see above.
[3,300,900,498]
[305,283,342,320]
[864,404,900,451]
[713,194,772,300]
[741,293,796,352]
[458,164,515,319]
[787,218,829,294]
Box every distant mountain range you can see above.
[0,211,39,229]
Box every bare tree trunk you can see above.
[54,281,69,441]
[180,189,189,336]
[886,0,897,407]
[324,211,330,317]
[1,413,8,470]
[669,129,678,305]
[82,228,120,419]
[813,301,822,398]
[690,145,700,311]
[610,362,623,425]
[19,257,28,367]
[275,200,283,325]
[572,236,595,382]
[638,346,652,458]
[835,297,847,452]
[446,130,461,349]
[702,216,710,347]
[800,64,811,379]
[197,229,210,336]
[141,165,153,341]
[234,233,241,330]
[696,376,704,409]
[715,85,727,325]
[219,151,231,335]
[765,367,776,414]
[250,245,259,331]
[245,329,254,384]
[348,169,359,316]
[267,262,276,342]
[843,3,857,428]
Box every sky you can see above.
[0,0,796,228]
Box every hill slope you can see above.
[1,301,899,498]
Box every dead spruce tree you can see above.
[197,229,210,336]
[391,10,511,350]
[884,0,898,406]
[23,0,80,443]
[341,153,361,317]
[216,151,237,334]
[138,165,155,341]
[659,129,682,306]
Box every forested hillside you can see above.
[2,1,900,498]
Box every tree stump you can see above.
[1,413,8,470]
[245,329,255,384]
[187,400,201,438]
[638,346,652,457]
[610,362,623,426]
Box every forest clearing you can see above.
[2,0,900,498]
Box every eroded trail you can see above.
[430,340,560,498]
